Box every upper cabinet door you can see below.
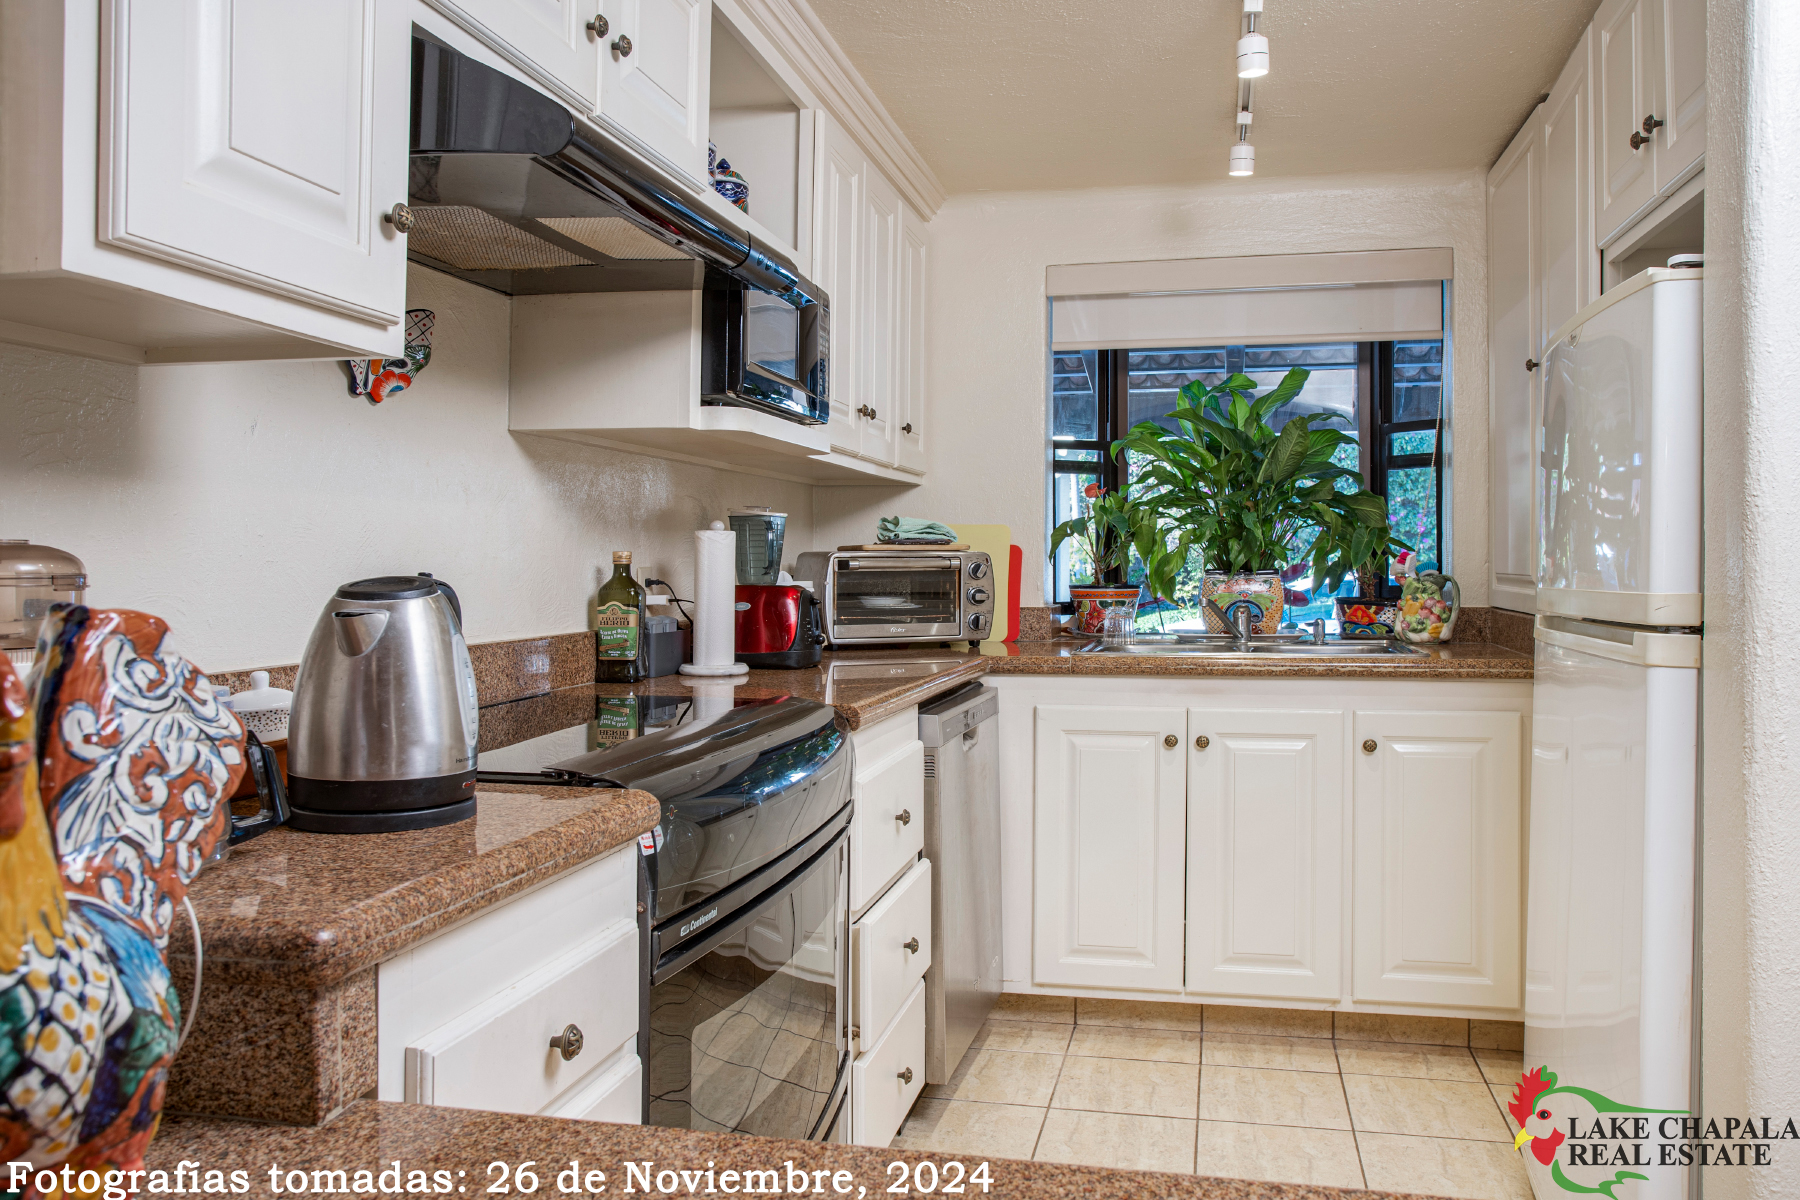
[598,0,709,180]
[1488,110,1540,614]
[1186,709,1344,1001]
[1538,32,1594,347]
[895,200,928,475]
[858,166,900,466]
[1032,705,1187,992]
[436,0,606,114]
[101,0,409,327]
[814,113,863,454]
[1654,0,1706,190]
[1352,709,1524,1010]
[1593,0,1658,243]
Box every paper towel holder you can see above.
[679,522,751,677]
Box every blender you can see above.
[729,508,823,669]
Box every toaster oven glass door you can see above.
[830,558,963,640]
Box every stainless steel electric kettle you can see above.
[287,573,479,833]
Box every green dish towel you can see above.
[877,516,957,544]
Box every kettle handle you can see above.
[419,571,463,629]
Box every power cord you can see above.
[642,579,695,627]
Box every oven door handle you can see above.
[839,558,959,570]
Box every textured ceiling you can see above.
[805,0,1603,193]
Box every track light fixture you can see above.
[1229,111,1255,176]
[1236,0,1268,78]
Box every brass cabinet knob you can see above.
[902,422,914,434]
[896,808,912,826]
[1630,130,1650,150]
[1163,734,1178,749]
[1525,358,1539,371]
[613,34,633,56]
[1362,738,1378,754]
[903,937,920,954]
[587,14,608,35]
[384,203,416,233]
[897,1067,914,1084]
[549,1023,584,1061]
[1642,113,1665,134]
[1195,735,1210,750]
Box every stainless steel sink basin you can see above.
[1076,636,1426,658]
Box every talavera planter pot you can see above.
[1201,570,1284,635]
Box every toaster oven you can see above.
[793,550,996,647]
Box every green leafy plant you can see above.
[1115,367,1410,603]
[1047,482,1159,588]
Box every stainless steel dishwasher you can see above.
[918,682,1001,1083]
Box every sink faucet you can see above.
[1309,619,1327,645]
[1233,605,1255,644]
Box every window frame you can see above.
[1050,349,1127,595]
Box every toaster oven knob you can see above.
[967,560,988,580]
[968,586,990,605]
[967,613,986,632]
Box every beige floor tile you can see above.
[1194,1120,1365,1189]
[1336,1039,1484,1082]
[890,1099,1047,1160]
[1470,1019,1526,1051]
[1202,1033,1341,1073]
[1334,1012,1470,1045]
[922,1048,1064,1107]
[1343,1074,1514,1141]
[1198,1065,1351,1130]
[1050,1055,1200,1119]
[1068,1024,1202,1065]
[1203,1005,1334,1039]
[969,1020,1073,1055]
[1034,1109,1197,1173]
[1075,997,1204,1031]
[1491,1084,1525,1129]
[1475,1047,1526,1087]
[1357,1132,1534,1200]
[988,993,1074,1023]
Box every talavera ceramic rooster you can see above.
[0,607,244,1191]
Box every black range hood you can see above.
[405,31,816,304]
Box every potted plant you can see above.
[1048,482,1158,636]
[1114,367,1410,634]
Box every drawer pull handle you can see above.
[1362,738,1378,754]
[897,1067,914,1084]
[549,1023,585,1061]
[896,808,912,826]
[904,937,920,954]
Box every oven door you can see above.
[828,557,964,642]
[643,827,848,1139]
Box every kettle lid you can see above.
[337,575,439,601]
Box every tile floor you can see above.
[891,996,1532,1200]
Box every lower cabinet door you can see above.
[851,978,926,1146]
[1352,709,1524,1008]
[543,1053,643,1123]
[1032,705,1186,991]
[1186,708,1344,1000]
[853,858,932,1048]
[851,739,926,914]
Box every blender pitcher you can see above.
[728,507,787,585]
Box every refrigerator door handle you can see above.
[1533,615,1701,669]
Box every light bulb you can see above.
[1236,32,1269,78]
[1229,141,1256,176]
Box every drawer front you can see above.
[854,858,933,1045]
[406,920,638,1115]
[543,1052,643,1123]
[851,978,926,1146]
[852,739,925,914]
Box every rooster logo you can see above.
[1508,1066,1688,1197]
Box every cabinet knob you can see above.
[897,1067,914,1084]
[613,34,633,56]
[1195,735,1210,750]
[1641,114,1665,135]
[1362,738,1378,754]
[549,1023,584,1061]
[902,422,914,434]
[383,203,416,234]
[896,808,912,826]
[1524,358,1539,372]
[587,14,608,36]
[903,937,920,954]
[1163,734,1179,749]
[1630,130,1651,150]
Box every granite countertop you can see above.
[176,785,660,989]
[149,1101,1426,1200]
[985,638,1532,679]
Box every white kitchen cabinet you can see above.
[815,114,866,454]
[427,0,606,113]
[1593,0,1657,243]
[597,0,711,181]
[1487,109,1541,616]
[1654,0,1706,192]
[853,857,932,1050]
[0,0,411,362]
[1539,31,1596,346]
[851,977,925,1146]
[849,736,926,916]
[857,167,902,466]
[1032,705,1187,992]
[1352,710,1523,1010]
[1185,709,1344,1001]
[895,200,929,475]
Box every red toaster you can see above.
[735,585,825,669]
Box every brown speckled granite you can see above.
[1488,607,1535,656]
[1015,606,1064,641]
[149,1102,1429,1200]
[213,631,597,708]
[982,639,1532,679]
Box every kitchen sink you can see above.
[1076,636,1426,658]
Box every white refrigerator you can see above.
[1523,269,1701,1200]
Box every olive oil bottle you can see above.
[594,551,645,682]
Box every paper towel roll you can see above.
[679,526,749,677]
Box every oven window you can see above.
[745,290,802,387]
[648,846,844,1138]
[833,564,959,625]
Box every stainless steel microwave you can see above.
[794,551,996,647]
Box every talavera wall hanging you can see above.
[344,309,435,404]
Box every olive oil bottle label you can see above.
[595,601,640,658]
[589,697,639,751]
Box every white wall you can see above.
[814,169,1491,607]
[0,265,812,672]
